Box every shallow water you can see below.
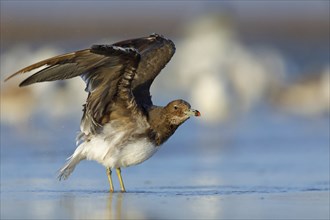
[1,110,329,219]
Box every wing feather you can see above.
[114,34,176,108]
[4,50,85,82]
[19,63,80,86]
[5,34,175,135]
[6,46,141,135]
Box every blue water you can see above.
[1,109,329,219]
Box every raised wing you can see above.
[5,46,141,135]
[5,49,91,86]
[4,34,176,134]
[113,34,176,108]
[80,46,142,134]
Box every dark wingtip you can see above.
[17,74,41,87]
[3,76,10,82]
[18,80,30,87]
[4,70,30,86]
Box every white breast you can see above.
[112,138,158,168]
[78,133,157,169]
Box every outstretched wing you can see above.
[5,45,141,135]
[5,34,176,134]
[113,34,176,108]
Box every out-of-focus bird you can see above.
[176,15,285,123]
[270,67,330,116]
[5,34,200,192]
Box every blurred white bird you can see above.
[270,66,330,116]
[175,14,286,123]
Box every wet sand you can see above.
[1,111,329,219]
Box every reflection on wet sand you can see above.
[106,193,123,220]
[57,192,147,219]
[51,184,329,219]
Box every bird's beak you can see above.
[185,109,201,117]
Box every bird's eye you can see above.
[174,105,178,110]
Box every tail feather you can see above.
[58,145,86,180]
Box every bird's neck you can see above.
[147,106,179,146]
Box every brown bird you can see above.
[5,34,200,192]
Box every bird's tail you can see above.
[58,145,86,181]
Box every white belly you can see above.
[113,138,158,168]
[78,134,158,168]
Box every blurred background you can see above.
[1,1,329,219]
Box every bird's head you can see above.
[164,99,200,126]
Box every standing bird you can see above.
[5,34,200,192]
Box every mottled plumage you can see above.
[5,34,200,192]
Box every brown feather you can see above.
[4,51,85,82]
[5,34,176,137]
[114,34,176,107]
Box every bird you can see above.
[5,34,200,192]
